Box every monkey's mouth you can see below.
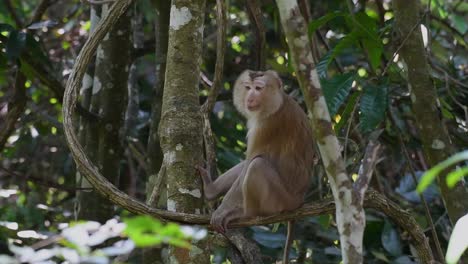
[247,105,260,111]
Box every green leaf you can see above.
[123,216,190,248]
[417,150,468,192]
[359,84,388,133]
[450,14,468,34]
[354,12,382,70]
[0,23,15,33]
[446,214,468,264]
[381,220,402,256]
[5,30,27,60]
[321,72,355,116]
[327,30,359,67]
[447,167,468,188]
[335,91,360,132]
[316,52,331,79]
[308,11,347,35]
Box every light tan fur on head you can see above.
[233,70,284,121]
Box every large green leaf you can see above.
[327,30,360,67]
[354,12,383,70]
[359,84,388,133]
[381,220,403,256]
[417,150,468,192]
[308,11,347,35]
[5,30,27,60]
[320,72,355,116]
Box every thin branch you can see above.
[86,0,116,5]
[0,166,92,192]
[245,0,266,70]
[381,12,428,77]
[28,0,58,26]
[5,0,23,28]
[0,70,27,151]
[355,130,382,199]
[398,135,445,262]
[201,0,227,113]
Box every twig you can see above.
[398,135,445,262]
[5,0,23,28]
[201,0,227,113]
[445,73,468,126]
[0,166,92,192]
[355,130,382,200]
[86,0,116,5]
[0,70,26,151]
[28,0,58,26]
[200,0,227,178]
[245,0,266,70]
[381,12,428,77]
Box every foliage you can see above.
[0,216,205,264]
[417,150,468,192]
[0,0,466,263]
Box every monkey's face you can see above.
[233,70,284,119]
[242,78,266,112]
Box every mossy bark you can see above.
[158,0,209,263]
[393,0,468,224]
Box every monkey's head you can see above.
[233,70,284,119]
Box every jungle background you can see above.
[0,0,467,263]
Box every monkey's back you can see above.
[246,95,315,197]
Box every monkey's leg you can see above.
[210,176,245,233]
[198,161,246,200]
[242,157,299,216]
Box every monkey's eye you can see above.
[255,86,262,91]
[245,86,251,90]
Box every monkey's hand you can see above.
[195,165,212,185]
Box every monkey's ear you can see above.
[266,70,283,89]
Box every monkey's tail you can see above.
[283,220,294,264]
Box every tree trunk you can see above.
[393,0,468,224]
[275,1,367,263]
[158,0,209,263]
[78,4,132,222]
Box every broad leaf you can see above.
[359,84,388,133]
[6,30,27,60]
[308,11,347,35]
[381,220,402,256]
[417,150,468,192]
[321,72,355,116]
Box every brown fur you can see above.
[198,70,315,263]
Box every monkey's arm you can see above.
[198,161,245,200]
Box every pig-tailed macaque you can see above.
[198,70,315,264]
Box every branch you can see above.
[354,130,382,199]
[28,0,57,26]
[0,70,27,151]
[5,0,23,28]
[245,0,266,70]
[201,0,227,113]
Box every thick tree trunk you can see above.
[158,0,209,263]
[78,4,132,222]
[275,1,367,263]
[393,0,468,224]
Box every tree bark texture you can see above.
[146,0,171,208]
[275,1,370,263]
[158,0,209,263]
[393,0,468,224]
[78,3,131,222]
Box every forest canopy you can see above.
[0,0,467,263]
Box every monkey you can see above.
[197,70,315,264]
